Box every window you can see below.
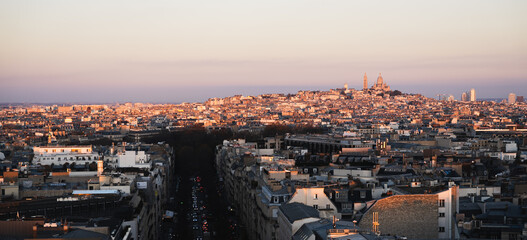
[313,205,318,209]
[360,191,366,199]
[273,197,279,203]
[438,199,445,207]
[314,194,318,199]
[1,189,5,196]
[336,192,340,198]
[439,212,445,217]
[438,227,445,232]
[326,204,330,209]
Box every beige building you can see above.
[33,145,99,165]
[358,186,459,239]
[288,187,338,219]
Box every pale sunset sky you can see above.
[1,1,526,103]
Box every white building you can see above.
[437,186,459,239]
[118,151,151,168]
[288,187,338,219]
[33,145,99,165]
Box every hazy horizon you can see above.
[1,1,526,103]
[0,83,519,105]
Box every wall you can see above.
[118,151,150,168]
[359,195,438,239]
[276,209,292,240]
[1,184,19,199]
[20,189,72,198]
[101,184,132,195]
[458,186,500,197]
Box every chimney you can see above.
[33,225,38,238]
[97,159,103,177]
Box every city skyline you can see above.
[1,0,526,103]
[0,81,523,104]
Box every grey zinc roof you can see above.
[280,202,320,223]
[293,219,332,240]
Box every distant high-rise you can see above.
[508,93,516,104]
[344,83,348,90]
[448,95,455,102]
[470,88,476,102]
[461,92,468,102]
[363,73,368,90]
[517,96,525,103]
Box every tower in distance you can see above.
[363,73,368,91]
[509,93,516,104]
[470,88,476,102]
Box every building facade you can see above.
[33,145,100,165]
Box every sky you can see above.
[1,0,526,103]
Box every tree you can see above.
[262,124,292,137]
[390,90,402,96]
[88,161,97,171]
